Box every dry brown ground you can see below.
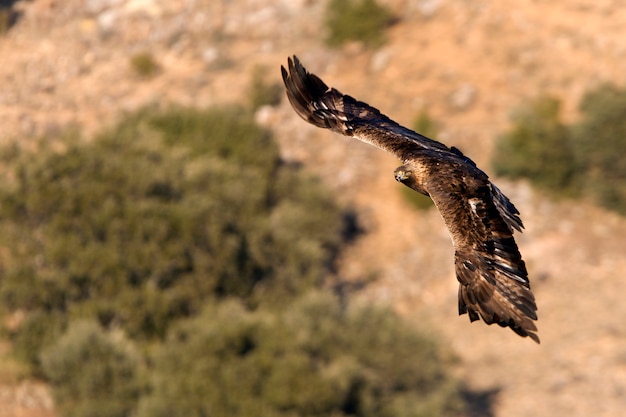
[1,0,625,416]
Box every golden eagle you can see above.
[281,56,539,343]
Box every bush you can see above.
[493,85,626,214]
[249,65,283,110]
[571,83,626,213]
[40,320,141,417]
[324,0,395,48]
[413,110,439,140]
[492,96,576,194]
[10,310,66,374]
[138,293,463,417]
[0,106,346,362]
[130,52,160,78]
[0,105,464,417]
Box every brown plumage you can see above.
[281,56,539,343]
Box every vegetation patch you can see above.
[41,320,141,417]
[130,52,160,78]
[0,105,344,367]
[0,105,464,416]
[138,293,463,417]
[324,0,396,48]
[492,96,575,195]
[493,83,626,215]
[249,65,283,110]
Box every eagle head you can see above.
[394,166,412,184]
[394,164,429,196]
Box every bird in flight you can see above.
[281,56,539,343]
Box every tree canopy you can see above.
[0,105,464,417]
[493,83,626,214]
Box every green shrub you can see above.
[413,110,439,140]
[493,85,626,214]
[249,65,283,110]
[325,0,395,48]
[0,106,345,359]
[138,293,463,417]
[130,52,160,78]
[10,310,66,375]
[40,320,141,417]
[0,104,465,417]
[492,96,577,195]
[571,83,626,213]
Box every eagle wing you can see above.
[281,56,538,342]
[415,152,539,343]
[281,56,451,157]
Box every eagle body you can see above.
[282,56,539,343]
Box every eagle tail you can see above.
[456,250,539,344]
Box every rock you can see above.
[370,49,391,72]
[449,83,476,110]
[124,0,163,17]
[78,17,98,35]
[254,105,276,127]
[96,9,118,33]
[202,47,219,64]
[86,0,124,14]
[280,0,310,12]
[415,0,442,18]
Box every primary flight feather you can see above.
[281,56,539,343]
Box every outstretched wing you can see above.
[282,55,525,233]
[282,55,538,342]
[281,55,450,158]
[418,152,538,343]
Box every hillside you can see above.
[1,0,626,416]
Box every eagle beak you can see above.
[394,170,410,182]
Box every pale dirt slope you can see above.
[1,1,625,416]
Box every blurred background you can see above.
[0,0,625,416]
